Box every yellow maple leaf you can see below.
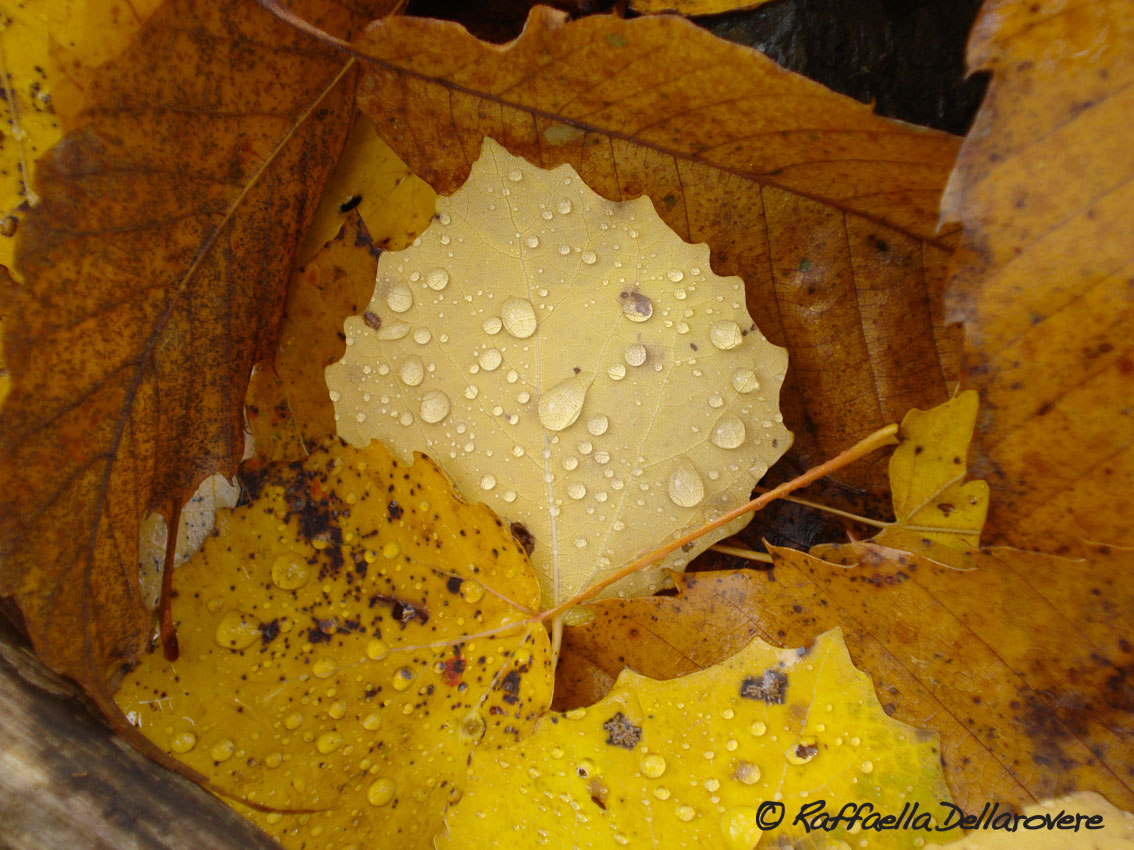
[326,138,792,610]
[115,439,553,849]
[439,628,952,849]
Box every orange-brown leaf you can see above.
[353,8,963,486]
[940,0,1134,549]
[558,549,1134,811]
[0,0,390,697]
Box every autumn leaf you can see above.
[115,439,553,848]
[327,138,792,609]
[940,792,1134,848]
[353,7,963,488]
[0,0,391,699]
[940,0,1134,550]
[811,391,989,569]
[629,0,773,16]
[441,628,952,849]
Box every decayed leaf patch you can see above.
[441,629,952,849]
[0,0,387,694]
[327,139,791,608]
[354,7,964,488]
[115,439,553,849]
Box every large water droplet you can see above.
[538,376,588,432]
[392,667,414,692]
[386,280,413,313]
[400,356,424,387]
[412,327,432,345]
[581,250,597,265]
[271,554,311,590]
[711,413,746,449]
[733,761,760,785]
[420,390,451,424]
[210,739,235,762]
[667,269,684,283]
[624,343,646,367]
[425,268,449,291]
[720,808,762,850]
[479,349,503,371]
[667,459,705,508]
[621,290,653,322]
[480,474,497,491]
[556,198,573,215]
[731,368,760,393]
[170,731,197,753]
[501,297,538,338]
[587,414,609,436]
[607,363,627,381]
[312,658,337,678]
[367,778,396,806]
[377,321,410,340]
[215,611,260,650]
[483,316,503,335]
[709,320,743,350]
[316,732,343,754]
[640,754,666,778]
[567,482,586,500]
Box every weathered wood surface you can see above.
[0,620,281,850]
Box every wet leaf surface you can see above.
[115,439,552,848]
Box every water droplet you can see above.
[502,490,517,503]
[558,244,571,256]
[667,269,684,283]
[214,611,260,650]
[750,720,767,736]
[480,474,497,491]
[363,713,382,731]
[667,459,705,508]
[640,754,666,778]
[565,707,587,720]
[720,807,762,850]
[711,413,746,449]
[284,712,303,730]
[329,389,341,402]
[483,316,503,335]
[587,414,609,436]
[860,760,874,774]
[557,198,573,214]
[313,658,337,678]
[420,390,451,424]
[377,321,410,340]
[392,668,414,691]
[786,737,819,765]
[538,375,588,432]
[567,482,587,500]
[400,356,424,386]
[676,805,697,822]
[710,320,743,350]
[523,235,540,249]
[733,761,760,785]
[581,250,597,265]
[624,343,647,367]
[654,786,671,800]
[271,554,311,590]
[328,699,348,720]
[399,411,414,426]
[508,169,523,182]
[210,739,235,762]
[170,731,197,753]
[316,732,343,754]
[731,368,759,394]
[425,268,449,291]
[382,541,400,559]
[386,281,413,312]
[621,291,653,322]
[708,394,724,409]
[412,327,432,345]
[608,363,626,381]
[264,751,282,768]
[477,348,503,372]
[501,297,538,338]
[461,582,484,604]
[563,456,579,471]
[367,778,396,806]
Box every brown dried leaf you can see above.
[0,0,391,698]
[353,7,963,487]
[940,0,1134,549]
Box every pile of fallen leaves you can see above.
[1,0,1131,847]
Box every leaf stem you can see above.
[709,544,774,564]
[535,423,899,625]
[754,489,891,528]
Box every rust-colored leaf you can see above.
[353,7,963,486]
[0,0,391,699]
[940,0,1134,549]
[246,211,382,463]
[558,548,1134,812]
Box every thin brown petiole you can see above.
[159,499,183,661]
[709,544,774,564]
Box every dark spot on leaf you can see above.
[363,311,382,330]
[795,742,819,760]
[602,711,642,749]
[260,618,280,644]
[387,500,403,520]
[510,522,536,556]
[740,669,788,704]
[446,576,463,594]
[798,258,811,272]
[339,194,362,213]
[499,669,521,704]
